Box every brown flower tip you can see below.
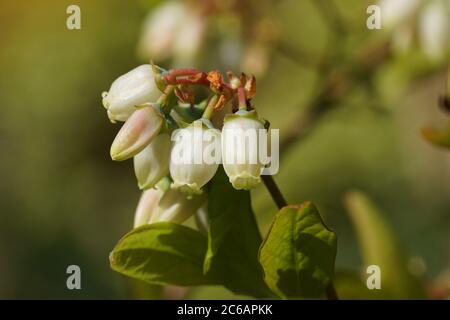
[245,75,257,99]
[214,94,227,110]
[207,70,223,91]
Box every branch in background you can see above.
[312,0,347,35]
[278,39,392,154]
[275,41,326,70]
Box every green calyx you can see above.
[174,101,207,122]
[223,109,263,124]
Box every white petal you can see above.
[222,115,265,190]
[134,134,171,189]
[169,123,220,194]
[151,189,206,224]
[134,188,164,228]
[102,65,161,122]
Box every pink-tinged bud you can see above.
[110,106,164,161]
[134,188,164,228]
[134,133,171,189]
[102,65,161,122]
[150,189,206,224]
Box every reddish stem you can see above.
[168,68,203,77]
[164,68,206,84]
[237,86,247,110]
[170,77,210,86]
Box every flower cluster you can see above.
[101,64,267,227]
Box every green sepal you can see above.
[224,109,263,124]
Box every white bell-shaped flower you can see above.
[170,120,221,195]
[133,188,164,228]
[110,106,164,161]
[150,189,206,224]
[222,110,266,190]
[102,64,161,122]
[134,133,171,189]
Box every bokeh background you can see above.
[0,0,449,299]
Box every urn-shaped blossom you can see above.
[133,133,171,189]
[169,120,221,194]
[133,188,164,228]
[150,189,206,224]
[102,64,161,122]
[221,110,266,190]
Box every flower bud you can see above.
[134,133,171,190]
[110,106,164,161]
[150,189,206,224]
[221,110,266,190]
[134,188,164,228]
[169,121,221,194]
[102,65,161,122]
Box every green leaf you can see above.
[344,191,426,299]
[421,123,450,149]
[110,222,214,286]
[204,167,273,298]
[259,203,337,299]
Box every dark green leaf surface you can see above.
[204,167,273,298]
[259,203,337,299]
[110,222,213,286]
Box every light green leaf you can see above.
[344,191,426,299]
[110,222,214,286]
[259,203,337,299]
[204,167,273,298]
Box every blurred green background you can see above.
[0,0,449,299]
